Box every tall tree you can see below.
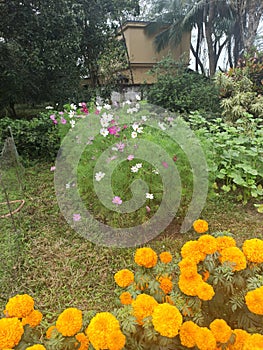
[144,0,263,75]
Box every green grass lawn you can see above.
[0,163,262,322]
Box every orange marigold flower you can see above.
[228,329,250,350]
[210,319,232,343]
[56,308,82,337]
[179,321,198,348]
[86,312,124,350]
[119,292,133,305]
[193,219,208,234]
[178,258,198,278]
[245,286,263,315]
[196,282,215,301]
[0,317,24,349]
[197,234,217,255]
[46,325,57,339]
[178,273,203,296]
[202,270,210,282]
[134,247,158,268]
[75,332,89,350]
[242,238,263,263]
[114,269,134,288]
[216,236,236,253]
[25,345,46,350]
[131,294,158,325]
[152,303,182,338]
[159,251,172,263]
[195,326,216,350]
[158,276,173,294]
[243,333,263,350]
[181,241,206,263]
[4,294,34,318]
[22,310,43,328]
[106,330,126,350]
[220,246,247,271]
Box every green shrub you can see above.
[147,57,221,115]
[0,114,60,163]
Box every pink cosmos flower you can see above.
[108,125,119,135]
[112,196,122,205]
[146,206,151,213]
[73,213,81,221]
[127,154,134,161]
[50,114,56,120]
[162,161,168,168]
[50,166,56,171]
[116,142,125,152]
[60,117,67,124]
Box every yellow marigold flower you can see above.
[106,330,126,350]
[179,321,198,348]
[178,258,198,278]
[131,294,158,325]
[86,312,123,350]
[220,246,247,271]
[4,294,34,318]
[56,308,82,337]
[181,241,206,263]
[22,310,43,328]
[25,345,46,350]
[195,282,215,301]
[158,276,173,294]
[152,303,182,338]
[197,234,217,255]
[210,319,232,343]
[242,238,263,263]
[245,286,263,315]
[195,326,216,350]
[114,269,134,288]
[0,317,24,349]
[46,325,57,339]
[75,332,89,350]
[159,251,172,263]
[119,292,133,305]
[243,333,263,350]
[134,247,158,268]
[178,273,203,296]
[193,219,208,234]
[216,236,236,252]
[228,329,250,350]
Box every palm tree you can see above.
[145,0,263,75]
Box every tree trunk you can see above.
[204,2,216,75]
[244,0,263,52]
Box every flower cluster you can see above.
[2,221,263,349]
[1,294,42,349]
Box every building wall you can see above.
[119,21,191,84]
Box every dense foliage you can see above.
[147,57,221,114]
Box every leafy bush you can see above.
[215,52,263,121]
[146,57,221,115]
[189,111,263,204]
[0,114,60,163]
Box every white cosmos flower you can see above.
[136,94,141,101]
[45,105,54,110]
[100,128,109,137]
[131,166,139,173]
[146,193,154,199]
[152,169,159,175]
[70,120,76,128]
[131,131,137,138]
[141,115,147,121]
[158,122,166,131]
[69,110,75,118]
[70,103,77,110]
[95,171,105,181]
[137,126,143,134]
[104,104,111,110]
[100,118,110,128]
[136,163,142,168]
